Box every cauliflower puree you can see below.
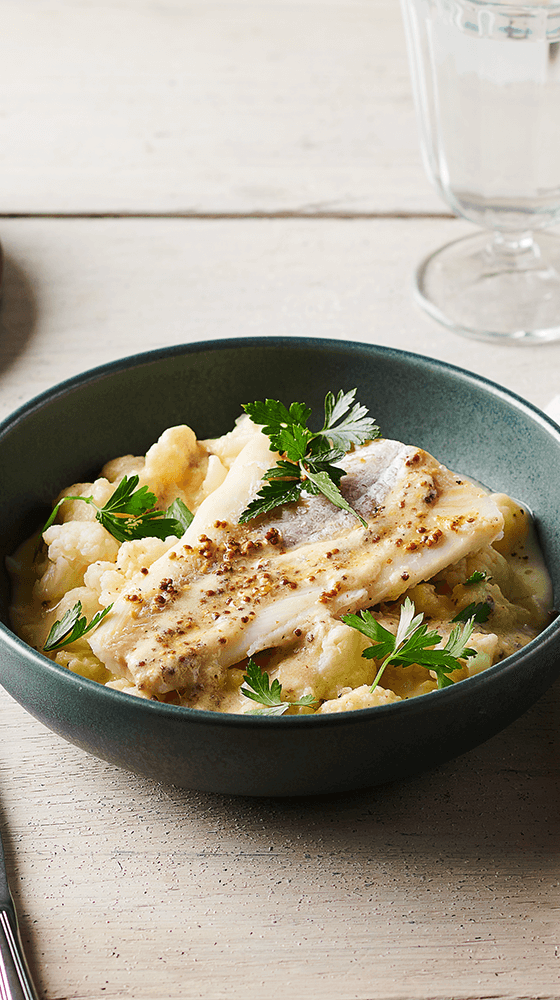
[7,418,552,714]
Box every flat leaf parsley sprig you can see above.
[241,658,317,716]
[43,600,113,652]
[40,481,193,652]
[342,597,477,692]
[239,389,380,526]
[40,475,193,545]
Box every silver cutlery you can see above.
[0,825,39,1000]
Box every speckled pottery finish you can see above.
[0,338,559,796]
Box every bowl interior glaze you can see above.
[0,338,559,795]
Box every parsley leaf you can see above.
[243,400,312,454]
[44,600,113,652]
[239,389,380,526]
[452,601,492,624]
[166,498,194,533]
[239,478,304,524]
[466,570,487,585]
[342,597,477,692]
[240,658,317,716]
[303,468,363,521]
[320,389,379,452]
[40,476,193,545]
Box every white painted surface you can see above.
[0,0,440,214]
[0,2,559,999]
[2,684,559,1000]
[1,216,558,422]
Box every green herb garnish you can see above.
[342,597,477,692]
[40,475,192,545]
[165,497,194,534]
[43,600,113,652]
[240,658,317,716]
[452,601,491,624]
[466,570,487,585]
[239,390,379,526]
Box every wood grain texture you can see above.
[0,214,559,1000]
[1,216,559,426]
[0,0,441,215]
[1,678,559,1000]
[0,1,559,996]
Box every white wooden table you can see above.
[1,3,559,998]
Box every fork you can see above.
[0,825,39,1000]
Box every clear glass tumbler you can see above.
[401,0,560,342]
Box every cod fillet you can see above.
[89,431,504,698]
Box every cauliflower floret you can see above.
[432,544,513,594]
[203,414,262,470]
[102,425,217,514]
[54,478,115,523]
[101,454,144,484]
[402,581,454,620]
[85,536,176,606]
[82,559,118,598]
[55,649,114,684]
[112,536,174,577]
[491,493,531,557]
[268,616,374,704]
[460,631,499,678]
[34,522,120,603]
[380,662,437,699]
[105,678,151,699]
[19,584,104,655]
[317,684,401,713]
[140,425,209,510]
[451,580,533,636]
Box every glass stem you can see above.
[491,230,538,265]
[492,230,538,259]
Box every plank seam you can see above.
[0,211,454,221]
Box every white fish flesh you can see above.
[89,433,504,698]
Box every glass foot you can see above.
[415,230,560,344]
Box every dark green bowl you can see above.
[1,338,559,795]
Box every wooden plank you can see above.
[0,216,558,426]
[1,677,559,1000]
[0,0,441,215]
[0,213,559,999]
